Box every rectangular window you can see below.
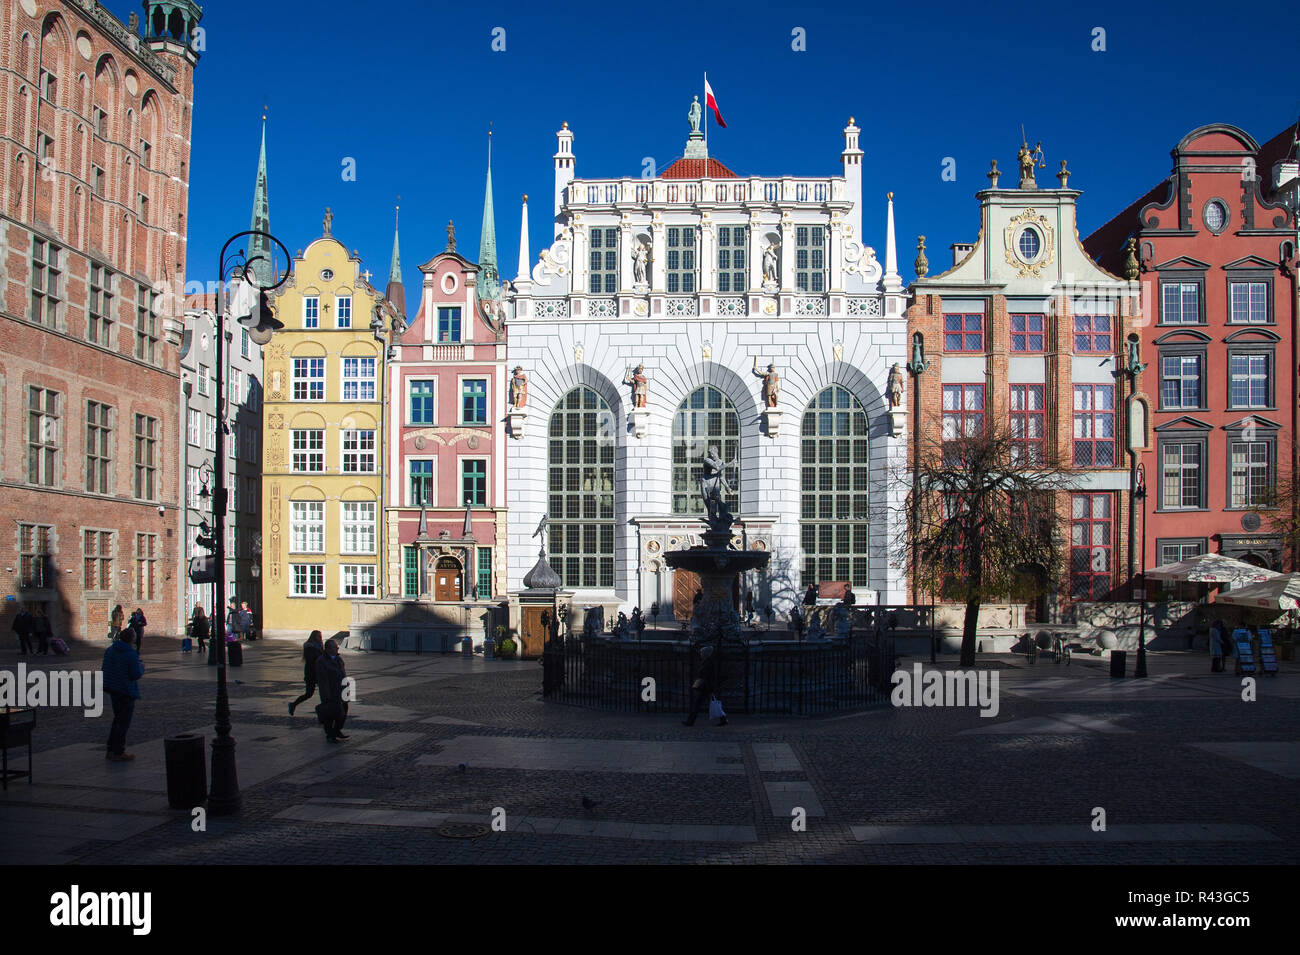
[461,459,487,506]
[476,547,492,599]
[409,460,434,506]
[290,564,325,597]
[245,476,259,515]
[341,501,376,555]
[205,413,217,452]
[403,547,420,598]
[461,378,488,425]
[187,408,201,447]
[140,138,151,168]
[27,386,60,487]
[133,414,158,500]
[92,165,105,197]
[941,384,984,439]
[794,225,825,293]
[1161,441,1203,510]
[335,295,352,328]
[1160,282,1200,324]
[303,296,320,329]
[1070,494,1112,600]
[716,225,747,293]
[135,286,159,362]
[31,238,62,327]
[588,227,618,294]
[86,400,112,493]
[341,564,377,598]
[292,357,325,401]
[88,264,113,345]
[230,369,244,407]
[19,524,52,589]
[1073,385,1116,468]
[241,328,252,359]
[1009,385,1044,465]
[187,466,203,509]
[135,532,156,601]
[1230,441,1272,508]
[1229,353,1270,409]
[342,357,376,402]
[291,430,325,472]
[409,379,434,425]
[241,424,256,462]
[83,529,113,591]
[1160,354,1202,409]
[437,307,461,343]
[341,429,376,473]
[1229,281,1268,324]
[1010,313,1044,352]
[137,193,149,223]
[1159,539,1205,567]
[943,313,983,352]
[198,363,210,397]
[665,226,696,293]
[93,107,107,137]
[290,501,325,553]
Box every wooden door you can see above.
[674,569,701,621]
[434,557,462,602]
[520,606,551,658]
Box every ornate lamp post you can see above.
[906,333,933,661]
[1134,463,1149,678]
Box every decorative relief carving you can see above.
[1003,207,1056,278]
[405,427,488,447]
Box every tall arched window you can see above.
[672,385,740,514]
[800,385,869,588]
[548,387,615,588]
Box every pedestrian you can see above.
[32,606,52,655]
[128,607,147,653]
[102,626,144,762]
[109,604,125,642]
[190,604,208,655]
[790,604,804,639]
[315,638,349,742]
[682,643,725,727]
[843,585,856,609]
[224,599,241,644]
[239,601,255,641]
[803,583,818,608]
[289,630,324,716]
[1210,619,1226,672]
[12,605,34,655]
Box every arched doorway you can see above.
[433,556,463,602]
[1240,552,1267,569]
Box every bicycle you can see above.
[1052,633,1070,665]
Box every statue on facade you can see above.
[510,366,528,409]
[1018,138,1044,187]
[762,241,779,283]
[632,241,649,285]
[446,219,457,253]
[323,207,333,236]
[887,362,904,409]
[688,96,702,134]
[699,445,737,530]
[753,359,780,408]
[624,363,648,408]
[1122,236,1140,281]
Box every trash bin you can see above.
[163,733,206,809]
[1109,650,1127,678]
[228,642,243,666]
[461,636,473,656]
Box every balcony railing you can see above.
[568,177,845,208]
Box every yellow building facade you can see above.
[260,234,393,636]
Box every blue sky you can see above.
[148,0,1297,299]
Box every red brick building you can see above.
[1,0,200,639]
[1086,124,1299,573]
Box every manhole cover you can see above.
[436,823,491,840]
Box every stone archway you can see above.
[432,555,463,602]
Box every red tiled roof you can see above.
[659,157,738,179]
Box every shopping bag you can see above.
[708,696,726,723]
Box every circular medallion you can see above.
[468,435,479,449]
[76,34,92,59]
[646,540,661,554]
[1241,512,1261,532]
[764,301,777,315]
[751,539,768,551]
[124,71,138,96]
[413,436,426,450]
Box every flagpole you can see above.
[704,72,708,156]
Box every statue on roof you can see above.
[323,207,333,236]
[688,96,702,135]
[446,219,456,253]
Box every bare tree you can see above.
[1256,465,1300,571]
[896,422,1072,666]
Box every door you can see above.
[674,569,701,621]
[434,557,462,602]
[520,606,551,658]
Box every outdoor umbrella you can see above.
[1211,573,1300,611]
[1144,552,1281,585]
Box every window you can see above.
[92,165,105,197]
[303,296,320,329]
[240,424,256,462]
[133,414,158,500]
[1009,385,1045,465]
[205,413,216,452]
[409,379,434,425]
[240,328,252,359]
[1017,228,1041,261]
[1010,314,1043,352]
[1230,440,1273,508]
[83,530,113,591]
[291,430,324,472]
[230,369,243,406]
[93,107,107,137]
[187,408,201,447]
[19,524,52,589]
[86,401,112,493]
[27,386,60,486]
[187,466,202,509]
[246,379,261,412]
[198,363,210,397]
[135,532,157,601]
[716,225,747,293]
[1073,314,1112,353]
[244,476,259,515]
[292,357,325,401]
[88,264,113,345]
[409,460,434,506]
[794,225,825,293]
[462,459,487,506]
[342,429,376,473]
[31,238,62,327]
[134,285,159,363]
[548,388,615,588]
[666,226,696,293]
[1203,200,1227,233]
[800,386,870,589]
[1158,539,1206,566]
[437,307,461,343]
[476,547,492,599]
[461,378,488,425]
[1229,282,1268,324]
[404,547,421,598]
[1073,385,1116,467]
[139,138,151,168]
[342,357,376,402]
[228,423,239,461]
[1160,354,1203,409]
[341,564,376,598]
[40,68,56,101]
[672,386,740,514]
[1228,353,1270,408]
[1160,440,1204,510]
[1070,494,1112,600]
[335,295,352,328]
[290,501,325,553]
[588,227,618,294]
[290,564,325,597]
[137,193,149,223]
[942,384,984,439]
[1160,282,1200,324]
[341,501,376,555]
[943,313,983,352]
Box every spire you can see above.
[883,192,902,292]
[247,111,272,287]
[385,201,405,317]
[516,194,530,283]
[478,130,500,303]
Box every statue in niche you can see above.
[699,445,737,531]
[688,96,702,134]
[887,362,904,409]
[510,366,528,409]
[762,241,779,283]
[753,359,780,408]
[632,241,649,285]
[624,363,648,408]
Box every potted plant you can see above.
[495,624,516,658]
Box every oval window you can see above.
[1018,228,1041,261]
[1203,200,1227,233]
[320,268,334,281]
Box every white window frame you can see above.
[205,413,217,452]
[292,357,326,401]
[342,356,377,402]
[341,501,377,555]
[198,363,210,397]
[303,296,320,329]
[408,456,436,507]
[340,563,377,598]
[335,295,352,329]
[458,375,489,426]
[408,378,437,426]
[187,408,201,446]
[1228,281,1268,324]
[289,563,326,598]
[290,500,325,554]
[459,455,489,508]
[291,429,325,473]
[341,428,377,473]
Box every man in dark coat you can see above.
[102,629,144,761]
[289,630,324,715]
[13,606,34,655]
[315,639,349,741]
[682,643,725,727]
[32,606,53,655]
[128,608,147,653]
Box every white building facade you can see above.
[505,112,909,623]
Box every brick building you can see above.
[1,0,200,640]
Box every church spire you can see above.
[478,129,500,303]
[516,194,530,283]
[247,111,272,287]
[385,202,405,318]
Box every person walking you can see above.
[128,607,147,654]
[109,604,125,642]
[224,599,241,644]
[102,628,144,762]
[1210,619,1226,672]
[682,643,725,727]
[289,630,324,716]
[239,601,255,641]
[32,606,52,655]
[315,638,349,742]
[12,605,35,655]
[190,604,208,656]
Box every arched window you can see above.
[672,385,739,514]
[800,385,869,588]
[548,387,615,588]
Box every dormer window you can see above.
[438,306,461,343]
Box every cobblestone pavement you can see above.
[2,637,1295,864]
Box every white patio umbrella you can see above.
[1144,552,1281,585]
[1211,573,1300,611]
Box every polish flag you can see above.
[704,78,726,128]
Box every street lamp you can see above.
[906,333,933,660]
[1134,462,1149,678]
